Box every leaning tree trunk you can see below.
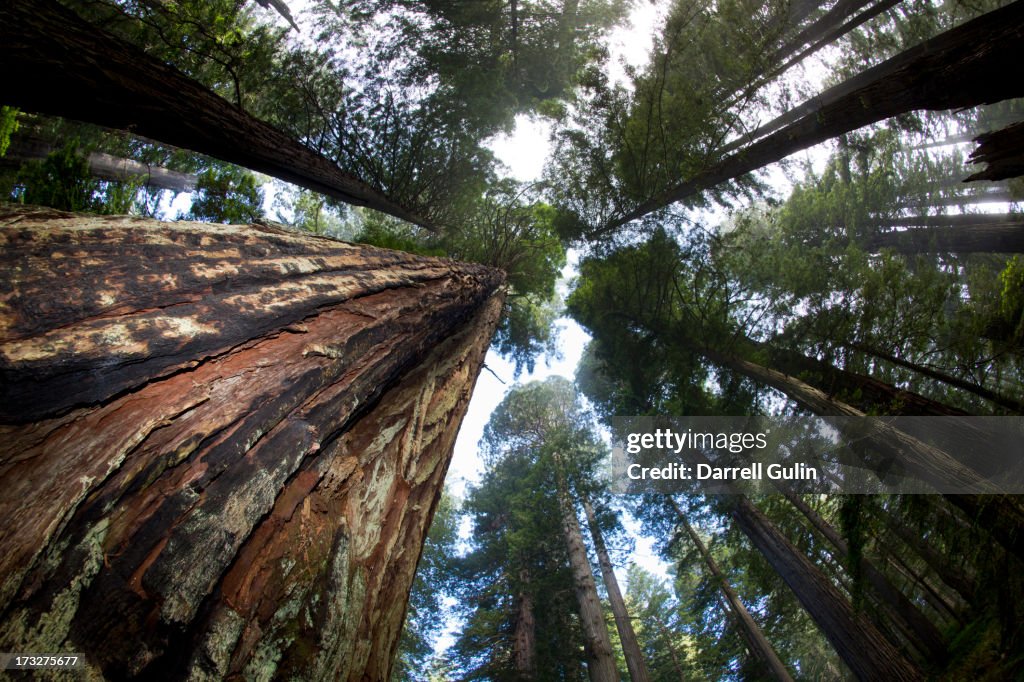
[0,204,505,680]
[604,0,1024,232]
[0,0,436,230]
[781,492,948,664]
[846,342,1024,413]
[702,346,1024,566]
[553,457,619,682]
[581,495,651,682]
[730,496,924,681]
[669,499,794,682]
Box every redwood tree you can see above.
[0,204,505,679]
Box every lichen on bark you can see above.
[0,204,505,680]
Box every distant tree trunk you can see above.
[871,506,977,605]
[846,342,1024,413]
[0,0,436,230]
[554,456,619,682]
[606,0,1024,231]
[702,346,1024,564]
[513,568,537,677]
[581,495,651,682]
[2,134,198,192]
[865,224,1024,254]
[701,347,997,491]
[0,204,505,680]
[781,492,948,663]
[750,339,969,416]
[729,496,924,681]
[669,499,794,682]
[721,0,902,151]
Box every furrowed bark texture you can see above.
[0,1,435,230]
[0,204,505,679]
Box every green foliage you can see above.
[8,140,138,214]
[186,163,265,224]
[449,378,613,679]
[0,106,19,157]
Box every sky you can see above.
[446,0,677,587]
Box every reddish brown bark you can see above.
[581,495,651,682]
[0,1,435,230]
[0,204,505,679]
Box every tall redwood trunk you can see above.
[730,496,924,681]
[554,457,619,682]
[605,0,1024,231]
[701,347,1024,565]
[670,499,794,682]
[782,492,947,663]
[512,568,537,678]
[581,495,651,682]
[0,204,505,680]
[0,1,435,230]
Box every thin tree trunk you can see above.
[0,0,436,230]
[729,495,924,681]
[871,507,977,605]
[720,0,902,152]
[554,456,619,682]
[581,495,651,682]
[0,204,505,679]
[701,347,999,492]
[782,492,948,663]
[750,339,969,416]
[605,0,1024,232]
[896,189,1021,208]
[669,499,794,682]
[847,342,1024,413]
[885,547,965,624]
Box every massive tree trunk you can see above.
[554,457,619,682]
[605,0,1024,232]
[581,495,651,682]
[0,204,505,679]
[729,496,924,682]
[781,492,948,663]
[0,1,436,230]
[670,499,794,682]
